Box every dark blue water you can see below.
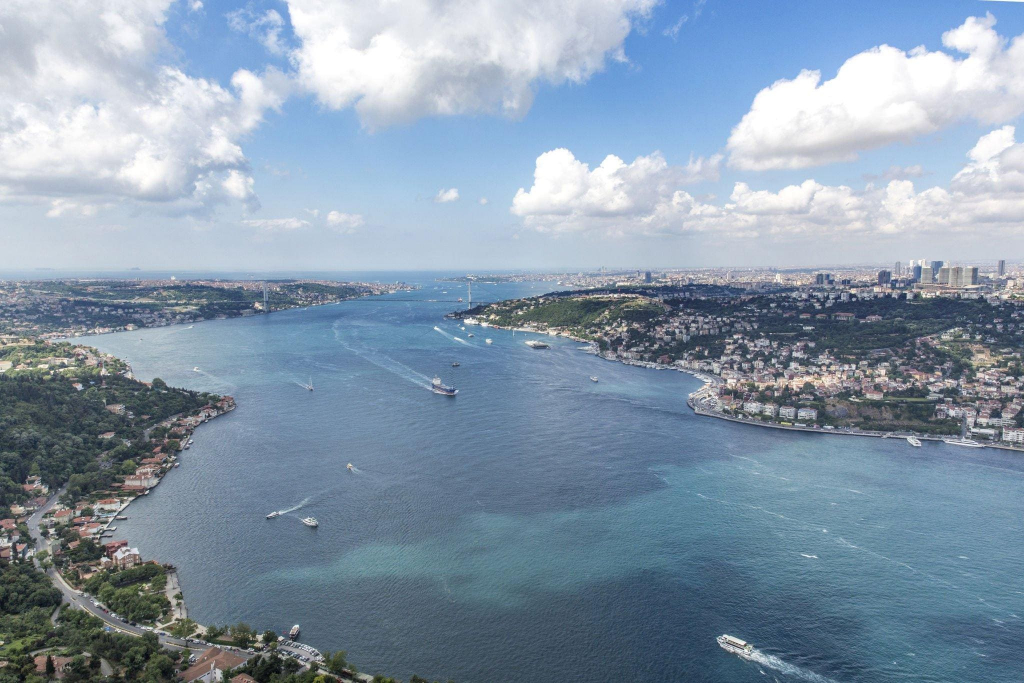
[89,277,1024,683]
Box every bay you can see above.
[89,274,1024,682]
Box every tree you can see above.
[262,630,278,649]
[170,618,197,639]
[45,654,55,678]
[229,622,255,649]
[322,650,349,675]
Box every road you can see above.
[26,488,205,654]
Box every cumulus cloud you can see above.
[513,130,1024,237]
[227,6,289,55]
[326,211,365,232]
[435,188,460,203]
[241,217,310,231]
[285,0,658,128]
[45,199,100,219]
[511,148,721,230]
[0,0,290,214]
[727,14,1024,170]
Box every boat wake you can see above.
[335,335,433,390]
[433,326,473,346]
[277,497,311,515]
[745,649,839,683]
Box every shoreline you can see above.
[461,318,1024,454]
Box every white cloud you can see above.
[326,211,365,232]
[663,15,687,40]
[227,6,288,55]
[435,188,460,203]
[286,0,658,128]
[479,197,489,205]
[45,199,100,219]
[188,0,203,12]
[727,14,1024,170]
[0,0,289,214]
[241,217,310,231]
[511,148,721,230]
[513,130,1024,237]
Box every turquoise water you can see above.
[90,277,1024,682]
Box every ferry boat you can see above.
[302,517,319,528]
[717,634,754,659]
[431,376,458,396]
[906,436,922,447]
[943,438,985,448]
[289,625,300,639]
[266,511,280,519]
[525,340,550,349]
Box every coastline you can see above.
[461,318,1024,454]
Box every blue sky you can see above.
[2,0,1024,270]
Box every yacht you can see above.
[346,463,354,471]
[289,625,300,639]
[525,340,550,349]
[485,338,493,344]
[193,367,200,372]
[431,376,458,396]
[467,333,474,337]
[906,436,922,447]
[717,635,754,659]
[452,362,460,367]
[590,376,599,383]
[266,511,280,519]
[302,517,319,528]
[943,438,985,448]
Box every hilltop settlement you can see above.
[456,269,1024,444]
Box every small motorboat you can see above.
[452,362,460,367]
[302,517,319,528]
[266,511,281,519]
[346,463,354,471]
[485,339,493,344]
[590,376,599,382]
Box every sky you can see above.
[2,0,1024,272]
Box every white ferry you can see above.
[906,436,922,447]
[302,517,318,528]
[717,634,754,659]
[289,624,300,639]
[943,438,985,448]
[525,340,550,349]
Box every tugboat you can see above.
[717,635,755,659]
[302,517,318,528]
[431,376,458,396]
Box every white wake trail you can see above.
[746,649,840,683]
[434,326,473,346]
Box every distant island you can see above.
[454,282,1024,444]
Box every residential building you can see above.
[180,647,249,683]
[797,407,818,421]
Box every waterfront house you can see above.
[797,408,818,421]
[181,647,249,683]
[779,406,797,420]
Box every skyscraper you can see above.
[920,266,934,283]
[930,260,943,274]
[949,267,964,288]
[998,259,1006,277]
[878,270,891,286]
[937,267,951,285]
[965,266,979,286]
[913,264,922,281]
[894,261,902,276]
[644,271,652,283]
